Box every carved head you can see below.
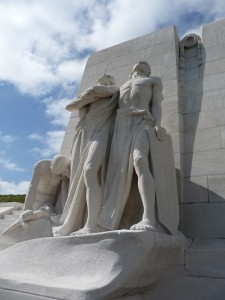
[98,74,115,86]
[132,61,151,77]
[50,155,71,179]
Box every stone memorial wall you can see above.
[61,19,225,240]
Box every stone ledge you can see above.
[0,231,184,300]
[185,239,225,279]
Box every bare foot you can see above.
[70,226,99,236]
[50,214,61,225]
[52,225,68,237]
[130,219,158,231]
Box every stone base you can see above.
[0,230,184,300]
[115,274,225,300]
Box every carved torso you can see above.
[119,77,154,111]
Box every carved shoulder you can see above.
[151,76,163,89]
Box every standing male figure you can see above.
[98,61,179,234]
[53,74,119,236]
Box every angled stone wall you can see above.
[180,19,225,238]
[60,19,225,239]
[60,26,181,163]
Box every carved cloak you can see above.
[98,108,179,235]
[53,93,118,236]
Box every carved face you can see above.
[132,61,151,76]
[98,74,115,86]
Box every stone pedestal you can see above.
[0,231,184,300]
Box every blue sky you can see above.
[0,0,225,194]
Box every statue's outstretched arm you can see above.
[66,85,119,112]
[91,85,119,97]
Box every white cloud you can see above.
[29,130,65,158]
[0,179,29,194]
[28,133,43,141]
[42,98,71,127]
[0,132,15,144]
[0,151,24,172]
[1,0,224,97]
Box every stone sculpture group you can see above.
[3,61,179,240]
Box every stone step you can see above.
[0,202,23,209]
[185,239,225,278]
[3,214,19,220]
[0,207,13,218]
[13,210,22,216]
[0,219,15,230]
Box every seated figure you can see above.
[3,155,70,237]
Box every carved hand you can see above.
[155,126,166,141]
[21,209,34,221]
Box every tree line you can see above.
[0,195,26,203]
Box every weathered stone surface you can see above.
[183,149,225,177]
[169,131,182,153]
[202,42,225,62]
[185,46,198,58]
[133,26,177,51]
[59,133,74,157]
[0,231,184,300]
[161,112,182,132]
[135,274,225,300]
[173,152,181,171]
[184,110,225,132]
[78,74,100,93]
[220,126,225,148]
[183,127,222,153]
[146,39,177,59]
[166,52,178,66]
[208,175,225,202]
[83,60,107,78]
[163,79,179,96]
[88,40,134,65]
[185,73,225,94]
[202,19,225,48]
[105,49,147,72]
[182,176,208,203]
[185,66,200,81]
[202,58,225,77]
[185,56,200,69]
[181,202,225,238]
[153,64,178,82]
[185,239,225,278]
[147,54,168,68]
[181,89,225,113]
[161,96,179,113]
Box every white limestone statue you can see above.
[53,74,119,236]
[98,61,179,234]
[3,155,70,237]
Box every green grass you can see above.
[0,194,26,203]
